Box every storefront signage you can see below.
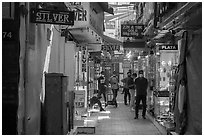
[123,41,145,48]
[122,61,131,68]
[121,24,144,38]
[159,45,178,50]
[112,56,123,63]
[105,21,116,29]
[157,90,169,97]
[66,2,87,21]
[68,2,104,35]
[81,46,87,72]
[75,90,85,108]
[30,8,74,25]
[101,44,120,51]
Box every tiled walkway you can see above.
[93,92,162,135]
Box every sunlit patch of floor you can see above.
[99,110,111,114]
[97,116,110,120]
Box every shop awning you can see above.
[68,27,102,45]
[143,19,155,38]
[159,2,200,30]
[98,2,114,15]
[123,40,146,49]
[102,35,122,45]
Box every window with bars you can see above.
[2,2,15,19]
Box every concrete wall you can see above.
[18,3,77,134]
[24,23,50,134]
[64,41,77,91]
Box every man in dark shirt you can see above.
[134,70,148,119]
[121,72,131,105]
[97,71,107,103]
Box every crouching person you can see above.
[89,92,106,111]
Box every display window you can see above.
[148,44,179,131]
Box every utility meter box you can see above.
[43,73,68,135]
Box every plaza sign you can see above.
[30,8,74,25]
[121,24,144,38]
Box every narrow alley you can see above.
[74,92,162,135]
[2,2,202,135]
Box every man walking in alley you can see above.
[109,71,119,107]
[127,71,135,111]
[121,72,131,105]
[134,70,148,119]
[97,71,107,104]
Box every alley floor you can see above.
[83,91,162,135]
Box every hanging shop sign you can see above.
[121,24,144,38]
[111,55,124,63]
[81,46,87,72]
[75,90,85,108]
[157,90,169,97]
[105,21,116,29]
[123,41,146,48]
[101,44,120,51]
[159,44,178,50]
[68,2,104,35]
[30,8,74,25]
[122,60,131,68]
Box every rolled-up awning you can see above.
[98,2,114,15]
[123,39,146,49]
[102,35,122,45]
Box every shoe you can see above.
[134,116,138,119]
[131,108,135,111]
[124,103,127,105]
[100,108,106,111]
[142,116,146,119]
[105,103,107,107]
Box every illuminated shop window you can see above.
[2,2,15,19]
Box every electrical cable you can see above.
[54,25,61,33]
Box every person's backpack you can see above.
[110,76,119,89]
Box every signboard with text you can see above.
[122,60,131,68]
[121,24,144,38]
[101,44,120,51]
[68,2,104,35]
[159,44,178,50]
[75,90,85,108]
[81,46,87,72]
[111,55,123,63]
[30,8,74,25]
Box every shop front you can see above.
[65,2,114,128]
[146,2,202,135]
